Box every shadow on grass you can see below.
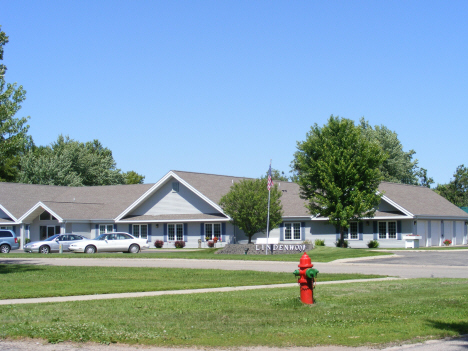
[0,264,44,275]
[426,319,468,335]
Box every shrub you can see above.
[207,240,214,248]
[25,238,31,244]
[174,241,186,248]
[367,239,379,248]
[314,239,325,246]
[154,240,164,248]
[335,239,349,248]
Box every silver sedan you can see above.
[23,234,89,254]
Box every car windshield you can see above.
[95,234,108,241]
[45,235,60,241]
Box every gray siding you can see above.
[130,181,221,216]
[71,223,92,238]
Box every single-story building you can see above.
[1,170,467,249]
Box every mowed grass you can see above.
[1,279,467,347]
[4,246,393,262]
[0,264,385,299]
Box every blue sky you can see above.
[2,1,467,185]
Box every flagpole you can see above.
[266,160,272,255]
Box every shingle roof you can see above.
[172,171,310,217]
[378,182,468,218]
[0,182,154,220]
[1,172,466,222]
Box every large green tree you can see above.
[18,135,144,186]
[0,26,32,182]
[293,116,386,247]
[359,118,433,187]
[219,178,283,244]
[435,165,468,207]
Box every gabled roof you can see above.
[1,172,466,224]
[0,182,154,221]
[378,182,468,218]
[172,171,311,217]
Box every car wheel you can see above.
[0,244,11,253]
[128,244,140,253]
[39,245,50,254]
[85,245,96,254]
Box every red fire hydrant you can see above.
[293,252,319,304]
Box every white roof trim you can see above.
[18,202,64,223]
[117,218,230,224]
[115,171,231,221]
[379,194,414,217]
[0,204,18,222]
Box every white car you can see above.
[69,232,149,254]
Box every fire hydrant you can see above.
[293,252,319,304]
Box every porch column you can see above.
[20,224,26,250]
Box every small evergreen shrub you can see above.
[174,241,186,248]
[154,240,164,248]
[335,239,349,248]
[367,240,379,248]
[314,239,325,246]
[25,238,31,244]
[207,240,215,248]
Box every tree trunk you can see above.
[340,226,345,248]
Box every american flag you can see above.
[267,164,273,191]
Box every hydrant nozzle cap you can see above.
[298,252,313,269]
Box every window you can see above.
[39,211,56,221]
[284,222,301,240]
[205,223,221,241]
[0,226,13,230]
[0,230,13,238]
[133,224,148,239]
[348,222,358,240]
[99,224,114,234]
[172,182,179,193]
[378,221,397,239]
[168,224,183,241]
[40,225,60,240]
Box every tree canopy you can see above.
[18,135,144,186]
[123,170,145,184]
[0,26,32,182]
[435,165,468,207]
[292,116,386,247]
[359,118,433,187]
[219,178,283,244]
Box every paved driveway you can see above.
[2,250,468,278]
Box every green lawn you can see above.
[0,264,385,299]
[3,246,393,262]
[1,278,467,347]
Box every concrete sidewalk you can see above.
[0,277,402,305]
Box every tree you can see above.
[18,135,144,186]
[292,116,386,247]
[435,165,468,207]
[123,170,145,184]
[417,167,434,188]
[219,178,283,244]
[359,118,432,186]
[0,26,32,182]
